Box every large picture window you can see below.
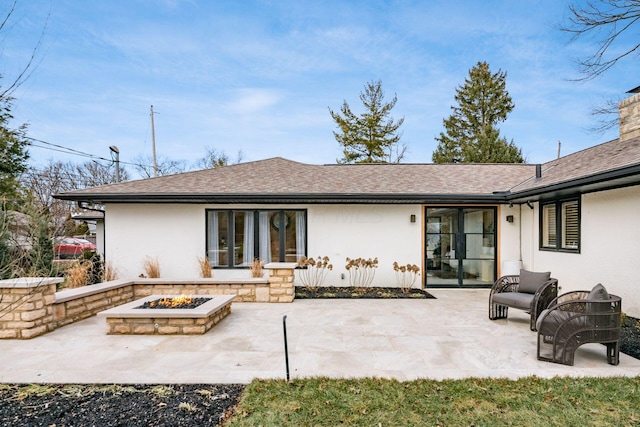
[207,210,306,267]
[539,198,580,252]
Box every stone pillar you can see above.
[619,92,640,141]
[0,278,63,339]
[264,262,296,302]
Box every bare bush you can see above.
[297,256,333,288]
[345,257,378,288]
[393,262,421,294]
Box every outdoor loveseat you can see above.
[536,284,621,366]
[488,269,558,331]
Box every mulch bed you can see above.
[295,286,436,299]
[0,384,244,427]
[1,290,638,427]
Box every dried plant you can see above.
[251,258,264,278]
[64,261,90,288]
[197,255,212,278]
[142,257,161,278]
[393,262,421,294]
[297,256,333,288]
[345,257,378,288]
[104,260,119,281]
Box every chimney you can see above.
[619,86,640,141]
[535,164,542,179]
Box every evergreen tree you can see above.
[0,94,29,203]
[330,80,405,164]
[433,61,523,164]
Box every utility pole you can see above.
[109,145,120,182]
[150,105,158,177]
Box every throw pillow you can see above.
[518,269,551,294]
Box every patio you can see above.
[0,289,638,384]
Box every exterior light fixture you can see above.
[410,214,416,223]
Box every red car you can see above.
[53,237,96,259]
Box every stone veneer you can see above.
[0,262,295,339]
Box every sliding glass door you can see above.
[425,207,496,287]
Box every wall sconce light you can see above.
[410,214,416,223]
[506,215,514,223]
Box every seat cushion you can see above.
[518,269,551,294]
[537,308,587,336]
[492,292,534,310]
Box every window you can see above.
[206,209,306,267]
[539,198,580,252]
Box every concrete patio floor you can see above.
[0,289,639,384]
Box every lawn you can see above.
[227,376,640,426]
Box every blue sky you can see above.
[3,0,637,177]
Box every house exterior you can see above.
[56,91,640,317]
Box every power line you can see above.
[24,136,147,168]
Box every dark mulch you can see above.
[1,290,638,427]
[295,286,436,299]
[0,384,244,427]
[621,315,640,360]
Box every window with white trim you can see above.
[206,210,307,267]
[539,198,580,252]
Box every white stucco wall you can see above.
[306,204,422,287]
[104,202,540,291]
[103,203,424,287]
[498,204,522,275]
[519,186,640,317]
[105,204,206,279]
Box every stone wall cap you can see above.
[264,262,298,269]
[0,277,64,288]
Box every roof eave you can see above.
[54,192,507,205]
[507,164,640,202]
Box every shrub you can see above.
[345,257,378,288]
[251,258,264,278]
[297,256,333,288]
[143,257,161,278]
[197,256,212,278]
[393,262,421,294]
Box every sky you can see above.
[3,0,637,178]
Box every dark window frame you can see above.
[205,209,307,268]
[539,197,581,253]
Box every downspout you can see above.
[77,202,106,262]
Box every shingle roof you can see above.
[55,157,536,203]
[55,136,640,204]
[510,135,640,197]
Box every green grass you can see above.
[227,376,640,426]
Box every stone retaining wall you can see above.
[0,263,295,339]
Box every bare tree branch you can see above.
[561,1,640,81]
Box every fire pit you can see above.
[97,295,235,335]
[138,295,211,309]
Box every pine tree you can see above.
[433,61,523,164]
[0,94,29,202]
[330,80,405,164]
